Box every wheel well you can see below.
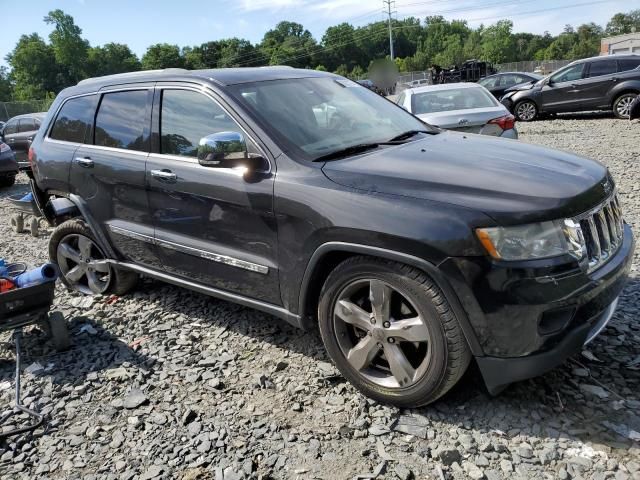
[301,250,355,324]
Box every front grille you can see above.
[578,194,624,272]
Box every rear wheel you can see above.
[613,93,637,119]
[49,219,138,295]
[514,100,538,121]
[318,257,471,408]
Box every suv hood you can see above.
[322,132,610,225]
[504,81,541,94]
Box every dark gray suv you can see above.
[501,55,640,120]
[0,112,47,168]
[29,68,633,407]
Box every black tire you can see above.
[318,256,471,408]
[49,218,138,296]
[0,175,16,188]
[613,93,637,119]
[514,100,538,121]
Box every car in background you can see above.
[478,72,542,99]
[396,83,517,138]
[0,112,47,168]
[356,79,384,95]
[501,55,640,121]
[0,141,18,187]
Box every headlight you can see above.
[501,91,515,100]
[0,142,10,153]
[476,219,586,261]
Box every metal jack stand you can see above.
[0,329,44,439]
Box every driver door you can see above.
[541,63,586,113]
[146,85,280,305]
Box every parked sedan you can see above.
[0,141,18,187]
[478,72,542,99]
[501,54,640,121]
[0,112,47,168]
[396,83,517,138]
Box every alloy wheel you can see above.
[333,278,433,389]
[616,96,634,118]
[516,101,536,121]
[57,233,111,294]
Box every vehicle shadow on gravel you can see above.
[0,314,153,387]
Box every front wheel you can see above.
[49,219,138,295]
[318,257,471,408]
[613,93,637,119]
[514,100,538,121]
[0,175,16,188]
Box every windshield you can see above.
[411,87,498,115]
[228,77,435,161]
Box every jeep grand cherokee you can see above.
[28,67,633,407]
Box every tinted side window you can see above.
[3,120,17,135]
[619,59,640,72]
[551,64,585,83]
[95,90,148,151]
[50,95,96,143]
[18,118,36,132]
[587,60,617,78]
[160,89,241,158]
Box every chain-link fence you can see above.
[0,100,54,122]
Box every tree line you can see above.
[1,9,639,101]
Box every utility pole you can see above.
[383,0,395,60]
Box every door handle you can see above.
[75,157,94,168]
[150,169,177,183]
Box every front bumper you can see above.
[440,224,634,393]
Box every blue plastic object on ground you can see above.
[19,192,33,202]
[13,264,59,288]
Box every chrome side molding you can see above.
[107,224,269,275]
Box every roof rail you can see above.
[77,68,189,85]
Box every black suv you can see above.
[501,55,640,120]
[29,68,633,407]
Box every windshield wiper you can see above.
[386,129,432,143]
[312,143,381,162]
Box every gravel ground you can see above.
[1,117,639,480]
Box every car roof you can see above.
[8,112,47,121]
[407,82,484,94]
[574,54,640,64]
[74,66,337,90]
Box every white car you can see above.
[395,83,518,139]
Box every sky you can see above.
[1,0,638,68]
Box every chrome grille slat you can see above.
[577,193,624,272]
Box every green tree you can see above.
[605,10,640,35]
[6,33,60,99]
[260,21,318,68]
[481,20,516,63]
[321,23,363,71]
[87,43,140,77]
[0,67,13,101]
[44,9,89,84]
[141,43,184,69]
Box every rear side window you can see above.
[160,89,241,158]
[618,59,640,72]
[18,118,36,132]
[3,120,17,135]
[587,60,617,78]
[95,90,148,151]
[50,95,96,143]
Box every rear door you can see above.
[146,85,280,304]
[580,59,619,109]
[70,86,161,268]
[540,63,586,112]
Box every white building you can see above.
[601,33,640,55]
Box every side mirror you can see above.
[197,131,264,172]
